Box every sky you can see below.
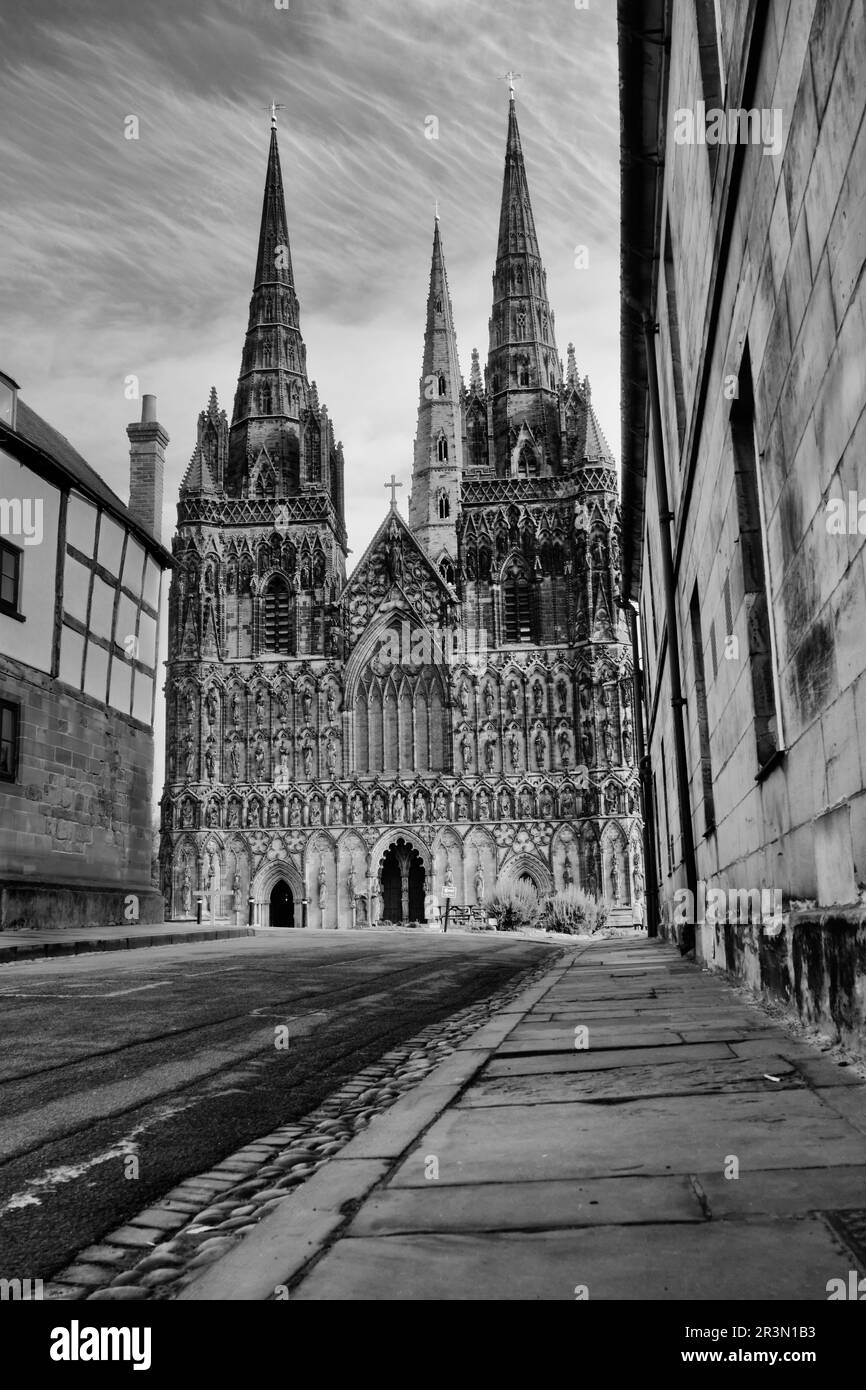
[0,0,621,802]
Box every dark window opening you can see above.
[263,580,295,655]
[503,571,533,643]
[0,699,19,781]
[437,436,448,462]
[0,540,21,617]
[731,343,780,768]
[438,374,446,396]
[438,492,450,520]
[664,218,687,456]
[690,582,716,833]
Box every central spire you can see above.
[226,124,313,491]
[408,216,464,578]
[488,97,562,476]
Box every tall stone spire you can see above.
[408,216,464,579]
[488,95,562,476]
[226,124,311,492]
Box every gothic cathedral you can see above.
[160,99,643,929]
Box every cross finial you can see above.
[264,101,287,129]
[505,70,521,100]
[385,473,404,509]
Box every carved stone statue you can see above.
[290,797,302,826]
[508,731,520,771]
[498,790,511,818]
[519,789,533,818]
[484,685,494,716]
[484,739,495,772]
[558,730,571,768]
[248,801,261,828]
[372,792,386,821]
[351,794,364,824]
[279,688,290,723]
[302,740,313,778]
[534,731,545,769]
[326,732,337,777]
[434,791,447,818]
[181,868,192,915]
[456,792,470,819]
[563,854,574,888]
[231,691,240,726]
[533,683,544,715]
[582,720,594,765]
[267,799,279,826]
[205,690,217,730]
[229,740,240,780]
[185,736,195,779]
[302,687,312,722]
[611,857,621,902]
[205,745,216,780]
[309,799,322,825]
[478,790,490,819]
[255,690,265,726]
[181,800,193,829]
[370,875,382,924]
[603,721,615,764]
[413,794,425,822]
[461,733,472,772]
[393,792,405,822]
[318,861,327,909]
[474,862,485,903]
[443,856,454,890]
[228,801,240,828]
[255,742,265,779]
[507,681,519,715]
[557,679,568,713]
[347,858,357,900]
[326,687,336,722]
[623,726,633,764]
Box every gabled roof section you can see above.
[341,505,455,607]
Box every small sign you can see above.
[442,885,454,898]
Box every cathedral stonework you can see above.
[160,101,643,929]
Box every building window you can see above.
[0,540,22,617]
[664,218,687,457]
[502,566,533,643]
[690,582,716,833]
[439,557,455,585]
[437,435,448,462]
[731,344,783,769]
[438,373,446,396]
[519,361,530,387]
[0,372,19,429]
[437,491,450,520]
[0,699,18,780]
[435,296,442,313]
[263,578,294,654]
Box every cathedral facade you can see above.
[160,99,643,930]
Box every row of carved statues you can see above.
[164,778,641,830]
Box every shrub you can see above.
[540,887,607,936]
[485,878,540,932]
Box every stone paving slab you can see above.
[346,1175,704,1236]
[460,1056,804,1105]
[387,1090,866,1186]
[485,1041,737,1076]
[694,1164,866,1218]
[290,1218,852,1301]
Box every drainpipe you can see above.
[643,314,697,951]
[624,599,659,938]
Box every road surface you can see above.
[0,930,548,1280]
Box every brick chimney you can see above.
[127,394,169,544]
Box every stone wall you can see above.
[636,1,866,960]
[0,655,162,929]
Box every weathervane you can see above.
[504,70,522,100]
[263,101,287,129]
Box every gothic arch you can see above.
[499,852,553,896]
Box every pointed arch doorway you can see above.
[270,879,295,928]
[380,840,426,923]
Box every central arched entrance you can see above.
[270,879,295,928]
[380,840,426,923]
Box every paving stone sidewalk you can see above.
[176,936,866,1301]
[0,921,258,963]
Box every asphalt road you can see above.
[0,930,549,1281]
